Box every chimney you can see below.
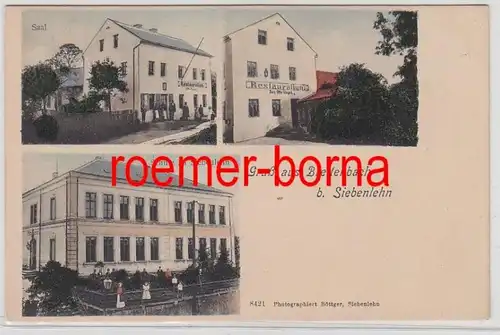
[149,28,158,33]
[133,24,143,28]
[52,172,58,179]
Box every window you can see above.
[210,238,217,259]
[104,237,114,262]
[150,199,158,221]
[160,63,166,77]
[85,236,97,263]
[174,201,182,223]
[219,206,226,225]
[30,204,37,224]
[178,65,184,79]
[199,238,207,253]
[49,238,56,261]
[258,30,267,45]
[103,194,114,219]
[202,94,207,107]
[272,99,282,117]
[50,197,56,220]
[247,61,257,78]
[248,99,260,118]
[287,37,295,51]
[120,237,130,261]
[99,39,104,52]
[198,204,205,224]
[201,69,206,81]
[187,202,195,224]
[270,64,280,79]
[113,34,119,48]
[220,238,227,253]
[135,197,144,221]
[148,61,155,76]
[289,67,296,81]
[136,237,145,261]
[193,95,198,109]
[209,205,216,224]
[188,238,194,259]
[178,94,184,107]
[192,68,197,80]
[85,192,96,218]
[120,196,129,220]
[175,237,183,260]
[121,62,127,75]
[150,237,159,261]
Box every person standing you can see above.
[169,101,176,121]
[197,105,204,120]
[182,102,190,120]
[116,282,125,308]
[142,281,151,301]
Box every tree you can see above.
[373,11,418,145]
[48,43,83,82]
[25,261,82,316]
[88,58,128,113]
[373,11,418,84]
[211,72,217,111]
[311,63,392,144]
[22,63,61,115]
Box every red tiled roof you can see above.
[299,70,338,103]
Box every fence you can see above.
[22,111,149,144]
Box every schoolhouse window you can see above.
[247,61,257,78]
[272,99,282,116]
[248,99,260,118]
[258,30,267,45]
[270,64,279,79]
[99,39,104,52]
[113,34,119,48]
[289,67,296,81]
[287,37,295,51]
[148,61,155,76]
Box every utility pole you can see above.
[191,200,199,315]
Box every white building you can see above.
[22,157,236,275]
[223,13,318,143]
[82,19,213,122]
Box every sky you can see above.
[22,152,241,193]
[22,6,405,83]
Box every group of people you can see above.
[113,267,185,309]
[141,101,214,122]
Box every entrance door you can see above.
[29,238,37,270]
[291,98,299,128]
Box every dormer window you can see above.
[258,30,267,45]
[287,37,295,51]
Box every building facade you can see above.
[83,19,213,122]
[223,13,318,143]
[22,158,235,276]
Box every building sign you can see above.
[178,81,208,90]
[246,80,310,95]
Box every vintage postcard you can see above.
[5,5,490,322]
[20,7,223,145]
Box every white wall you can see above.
[22,224,66,269]
[137,43,213,119]
[83,19,141,112]
[225,14,317,142]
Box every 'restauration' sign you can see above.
[246,80,310,95]
[178,81,208,90]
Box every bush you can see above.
[32,114,59,142]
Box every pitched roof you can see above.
[299,71,338,103]
[109,19,212,58]
[224,12,317,56]
[75,158,230,196]
[60,67,84,88]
